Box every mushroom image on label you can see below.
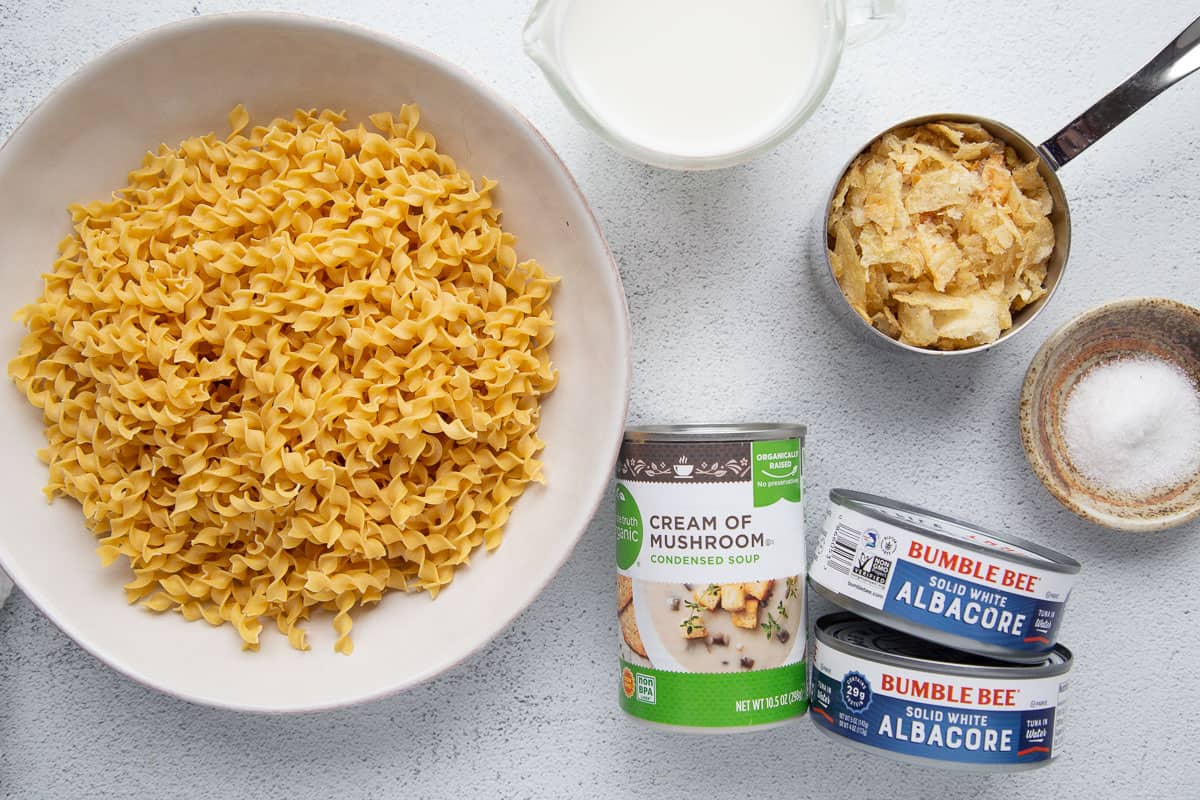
[615,424,807,731]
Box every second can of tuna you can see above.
[810,612,1072,771]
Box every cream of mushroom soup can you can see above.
[810,490,1081,664]
[811,612,1072,770]
[616,424,807,730]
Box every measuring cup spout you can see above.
[522,0,557,67]
[1039,14,1200,170]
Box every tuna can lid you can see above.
[829,489,1081,574]
[815,612,1073,679]
[625,423,806,443]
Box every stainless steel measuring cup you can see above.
[820,14,1200,356]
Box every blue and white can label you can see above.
[810,501,1076,659]
[811,637,1067,767]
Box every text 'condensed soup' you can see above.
[811,613,1071,771]
[809,490,1081,663]
[616,423,807,731]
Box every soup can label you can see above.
[616,432,807,729]
[810,501,1075,659]
[811,637,1067,766]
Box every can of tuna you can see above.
[809,490,1080,663]
[616,423,807,731]
[811,612,1072,771]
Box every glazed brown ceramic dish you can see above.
[1020,298,1200,531]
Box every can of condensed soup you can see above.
[811,613,1071,770]
[810,490,1080,664]
[616,424,807,730]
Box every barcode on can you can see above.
[826,524,861,575]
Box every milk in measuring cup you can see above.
[559,0,825,159]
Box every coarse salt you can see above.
[1062,355,1200,495]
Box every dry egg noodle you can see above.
[8,105,558,653]
[828,122,1055,350]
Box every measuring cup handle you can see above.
[1040,14,1200,170]
[844,0,905,48]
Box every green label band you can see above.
[751,438,803,508]
[615,483,643,570]
[619,660,808,727]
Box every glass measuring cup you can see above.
[819,14,1200,355]
[524,0,904,170]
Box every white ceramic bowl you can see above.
[0,13,630,711]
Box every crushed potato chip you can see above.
[828,122,1055,350]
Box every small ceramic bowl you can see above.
[1020,298,1200,531]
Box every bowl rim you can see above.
[0,10,632,713]
[1018,296,1200,533]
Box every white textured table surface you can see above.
[2,1,1199,797]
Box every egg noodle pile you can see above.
[8,105,557,653]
